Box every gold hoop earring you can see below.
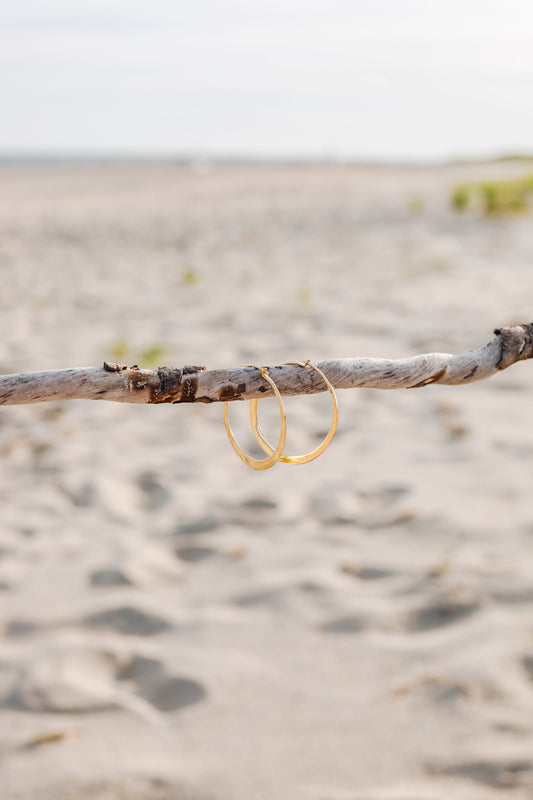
[223,366,287,470]
[250,361,338,465]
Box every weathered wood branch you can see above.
[0,325,532,407]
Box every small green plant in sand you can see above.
[109,339,130,360]
[107,340,167,368]
[408,195,425,214]
[181,266,199,285]
[451,175,533,216]
[451,185,471,211]
[139,343,167,368]
[298,283,312,307]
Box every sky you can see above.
[2,0,533,161]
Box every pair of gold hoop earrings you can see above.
[223,361,339,470]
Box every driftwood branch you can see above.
[1,325,532,407]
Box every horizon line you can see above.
[1,150,533,168]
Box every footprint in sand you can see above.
[117,655,206,712]
[136,471,171,511]
[521,655,533,683]
[406,597,480,632]
[89,567,134,587]
[173,516,221,536]
[427,758,533,789]
[233,586,288,608]
[83,605,174,636]
[175,545,218,563]
[5,619,40,637]
[3,649,207,716]
[4,605,174,640]
[230,496,278,527]
[240,497,277,510]
[319,614,366,634]
[233,580,326,610]
[340,563,397,581]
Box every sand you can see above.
[1,161,533,799]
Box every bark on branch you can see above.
[1,325,532,407]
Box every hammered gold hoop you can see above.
[250,361,338,465]
[223,366,287,470]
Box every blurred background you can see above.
[2,3,533,799]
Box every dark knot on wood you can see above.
[103,361,128,373]
[494,324,533,370]
[151,364,206,403]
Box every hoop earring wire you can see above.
[249,361,338,465]
[223,366,287,470]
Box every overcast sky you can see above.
[2,0,533,160]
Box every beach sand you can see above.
[1,161,533,799]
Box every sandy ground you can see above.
[1,161,533,799]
